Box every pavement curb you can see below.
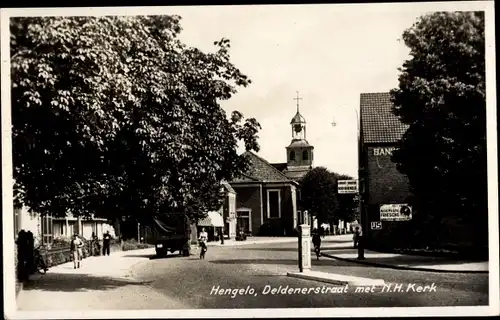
[321,252,489,274]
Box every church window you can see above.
[267,189,281,219]
[302,150,309,161]
[290,151,295,161]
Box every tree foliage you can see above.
[11,16,261,223]
[299,167,339,225]
[390,12,486,241]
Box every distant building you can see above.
[196,182,237,241]
[14,205,114,243]
[359,92,411,244]
[221,182,237,239]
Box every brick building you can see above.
[359,92,411,248]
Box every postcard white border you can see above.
[2,1,498,319]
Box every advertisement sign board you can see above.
[338,180,358,194]
[380,204,412,221]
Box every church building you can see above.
[229,93,314,236]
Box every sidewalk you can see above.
[320,235,489,273]
[15,248,187,312]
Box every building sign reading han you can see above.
[338,180,359,194]
[373,147,396,157]
[379,204,412,221]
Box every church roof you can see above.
[271,162,288,172]
[232,152,298,184]
[287,139,314,149]
[290,111,306,124]
[360,92,409,144]
[283,169,310,181]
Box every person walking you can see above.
[353,226,361,248]
[102,231,112,256]
[71,234,84,269]
[312,229,322,260]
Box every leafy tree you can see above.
[11,16,261,224]
[299,167,339,226]
[333,173,358,223]
[390,12,486,246]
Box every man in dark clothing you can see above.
[103,231,112,256]
[312,230,322,260]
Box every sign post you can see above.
[357,233,365,260]
[298,224,311,273]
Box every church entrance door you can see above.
[236,210,250,234]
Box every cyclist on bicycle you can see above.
[312,229,322,260]
[198,228,208,259]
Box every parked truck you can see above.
[152,213,192,258]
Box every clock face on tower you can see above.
[294,124,302,133]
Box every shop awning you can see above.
[197,211,224,227]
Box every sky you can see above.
[159,4,439,177]
[5,3,484,178]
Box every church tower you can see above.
[284,92,314,180]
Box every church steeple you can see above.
[291,91,307,141]
[285,91,314,174]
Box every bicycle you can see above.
[199,240,207,259]
[314,245,321,260]
[33,246,49,274]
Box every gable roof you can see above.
[231,172,260,183]
[232,151,297,184]
[360,92,409,144]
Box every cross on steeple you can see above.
[293,91,303,113]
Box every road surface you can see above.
[129,238,488,309]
